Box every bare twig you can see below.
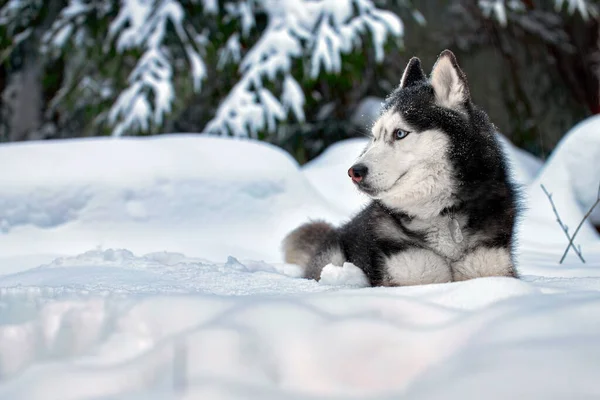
[540,184,585,263]
[558,182,600,263]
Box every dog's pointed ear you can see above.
[400,57,426,89]
[430,50,470,109]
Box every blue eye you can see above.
[394,129,410,140]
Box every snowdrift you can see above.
[1,249,600,400]
[519,116,600,247]
[302,138,370,214]
[0,123,600,399]
[0,135,345,264]
[532,115,600,225]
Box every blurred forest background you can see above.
[0,0,598,163]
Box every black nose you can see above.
[348,164,368,183]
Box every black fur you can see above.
[400,57,426,89]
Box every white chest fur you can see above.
[405,214,467,261]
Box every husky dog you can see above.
[283,50,519,286]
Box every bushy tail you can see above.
[282,221,335,268]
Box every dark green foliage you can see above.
[1,0,599,164]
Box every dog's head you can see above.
[349,50,474,218]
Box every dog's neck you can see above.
[377,201,459,223]
[377,201,466,259]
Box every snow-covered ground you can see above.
[0,136,345,265]
[1,121,600,399]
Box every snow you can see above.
[282,75,306,122]
[533,114,600,225]
[555,0,595,19]
[319,262,370,287]
[517,115,600,255]
[480,0,594,25]
[0,135,344,262]
[1,120,600,399]
[302,138,370,214]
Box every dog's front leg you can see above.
[383,248,452,286]
[451,247,517,281]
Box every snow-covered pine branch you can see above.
[37,0,114,130]
[3,0,405,138]
[105,0,208,137]
[41,0,211,137]
[0,0,44,62]
[206,0,404,138]
[0,0,43,33]
[480,0,598,26]
[554,0,598,19]
[41,1,113,52]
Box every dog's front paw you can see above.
[384,249,452,286]
[451,247,517,281]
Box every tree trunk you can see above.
[6,1,65,141]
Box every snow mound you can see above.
[0,249,324,297]
[536,115,600,225]
[520,115,600,247]
[0,124,600,399]
[319,262,370,287]
[302,138,370,214]
[0,135,345,264]
[402,293,600,400]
